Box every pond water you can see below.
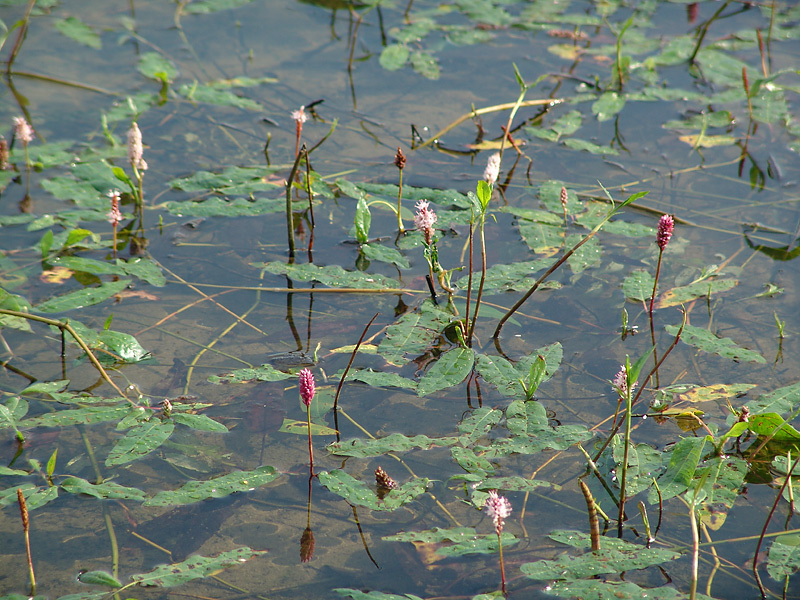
[2,0,800,599]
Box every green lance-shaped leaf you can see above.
[77,570,123,588]
[35,280,130,313]
[318,469,428,511]
[384,527,517,557]
[379,44,410,71]
[53,16,101,49]
[354,197,371,244]
[647,435,709,503]
[130,547,266,587]
[457,407,503,445]
[665,324,765,364]
[417,347,475,397]
[105,420,175,466]
[328,433,458,457]
[61,477,148,501]
[144,466,279,506]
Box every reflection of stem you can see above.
[0,309,129,400]
[5,0,36,77]
[351,506,380,568]
[333,313,379,413]
[689,499,699,600]
[285,146,306,259]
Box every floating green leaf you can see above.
[592,91,626,121]
[278,418,337,436]
[53,16,101,49]
[178,82,263,111]
[665,324,765,364]
[130,547,266,586]
[410,50,439,80]
[145,466,278,506]
[137,52,179,81]
[171,413,228,432]
[335,590,424,600]
[417,347,474,397]
[378,301,454,365]
[622,269,655,302]
[21,405,131,428]
[332,368,417,390]
[361,243,410,269]
[328,433,457,457]
[648,436,708,503]
[474,354,524,397]
[521,538,678,579]
[76,570,122,588]
[61,477,148,501]
[318,470,428,511]
[458,408,502,445]
[543,579,713,599]
[258,262,402,290]
[383,527,518,556]
[105,420,175,466]
[379,44,410,70]
[35,280,130,313]
[656,278,737,309]
[209,363,294,384]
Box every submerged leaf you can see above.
[106,420,175,466]
[384,527,517,556]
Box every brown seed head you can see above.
[394,147,406,170]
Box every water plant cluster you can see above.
[2,1,800,599]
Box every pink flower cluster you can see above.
[483,152,501,186]
[656,215,674,250]
[299,368,315,407]
[484,490,512,534]
[127,122,147,171]
[414,200,437,245]
[612,365,637,398]
[14,117,34,145]
[106,190,122,226]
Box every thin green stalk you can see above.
[396,166,404,233]
[497,531,507,595]
[689,499,699,600]
[688,0,732,63]
[469,216,487,341]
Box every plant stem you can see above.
[396,168,404,233]
[17,489,36,596]
[648,248,664,388]
[689,500,699,600]
[497,530,507,595]
[617,384,633,538]
[468,211,487,342]
[306,404,314,473]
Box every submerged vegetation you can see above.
[2,0,800,599]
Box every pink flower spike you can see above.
[299,368,315,407]
[414,199,437,244]
[291,107,308,125]
[656,215,674,250]
[612,365,637,398]
[483,152,501,186]
[484,490,512,535]
[106,189,123,226]
[13,117,34,145]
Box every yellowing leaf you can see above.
[675,383,756,403]
[279,418,337,436]
[678,134,737,148]
[40,267,73,284]
[548,43,583,60]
